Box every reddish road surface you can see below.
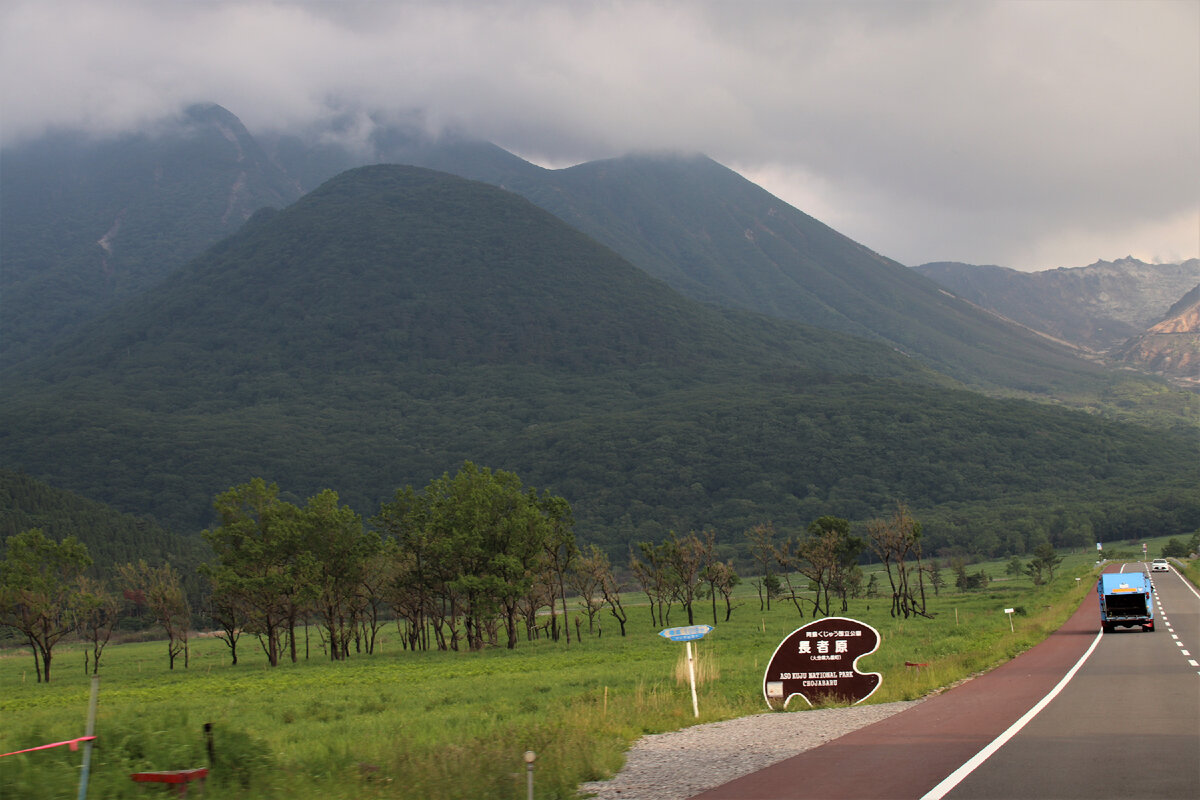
[691,563,1200,800]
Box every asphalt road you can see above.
[938,562,1200,800]
[691,562,1200,800]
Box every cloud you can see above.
[2,0,1196,270]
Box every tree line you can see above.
[3,464,1078,682]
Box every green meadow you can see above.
[0,545,1175,800]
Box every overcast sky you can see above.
[2,0,1197,271]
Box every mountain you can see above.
[4,105,1124,398]
[0,470,208,574]
[0,103,303,368]
[2,165,1196,554]
[300,135,1120,394]
[1113,284,1200,387]
[913,258,1200,353]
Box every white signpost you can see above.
[659,625,714,718]
[1004,607,1015,632]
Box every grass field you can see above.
[0,541,1186,799]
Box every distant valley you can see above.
[914,257,1200,387]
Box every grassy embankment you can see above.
[0,547,1154,800]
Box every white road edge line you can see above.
[920,629,1104,800]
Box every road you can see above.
[936,562,1200,800]
[691,563,1199,800]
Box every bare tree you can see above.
[705,558,740,623]
[598,553,629,637]
[745,522,778,611]
[630,542,675,627]
[664,532,708,626]
[867,503,930,619]
[569,544,608,635]
[772,533,815,618]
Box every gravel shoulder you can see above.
[578,699,923,800]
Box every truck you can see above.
[1098,572,1155,633]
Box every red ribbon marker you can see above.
[0,736,96,758]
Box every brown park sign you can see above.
[762,616,881,709]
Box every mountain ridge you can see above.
[913,257,1200,353]
[5,165,1193,549]
[2,104,1130,398]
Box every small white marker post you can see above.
[523,750,535,800]
[1004,608,1015,632]
[659,625,714,720]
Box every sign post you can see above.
[1004,608,1015,632]
[659,625,714,718]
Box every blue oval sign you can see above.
[659,625,714,642]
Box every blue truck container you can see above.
[1098,572,1155,633]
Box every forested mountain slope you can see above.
[285,131,1120,394]
[0,470,207,573]
[3,105,1140,400]
[0,104,302,368]
[2,165,1195,554]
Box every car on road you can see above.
[1151,558,1170,572]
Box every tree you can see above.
[867,503,930,618]
[118,560,192,669]
[375,485,457,651]
[374,462,573,651]
[539,495,576,645]
[953,557,991,590]
[925,560,945,597]
[1023,542,1062,587]
[746,522,779,611]
[569,544,608,635]
[663,531,708,626]
[206,578,247,665]
[705,558,740,623]
[596,550,629,637]
[203,479,305,667]
[630,541,675,627]
[0,528,91,683]
[1161,533,1198,558]
[75,575,119,675]
[300,489,374,661]
[798,516,864,616]
[1031,542,1063,582]
[772,537,809,617]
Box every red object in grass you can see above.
[129,768,208,784]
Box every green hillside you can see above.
[2,165,1196,552]
[506,155,1129,393]
[0,470,208,572]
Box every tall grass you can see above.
[1,558,1098,799]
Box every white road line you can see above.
[920,630,1104,800]
[1168,566,1200,601]
[1190,660,1199,668]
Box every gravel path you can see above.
[578,700,923,800]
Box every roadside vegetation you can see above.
[0,544,1146,800]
